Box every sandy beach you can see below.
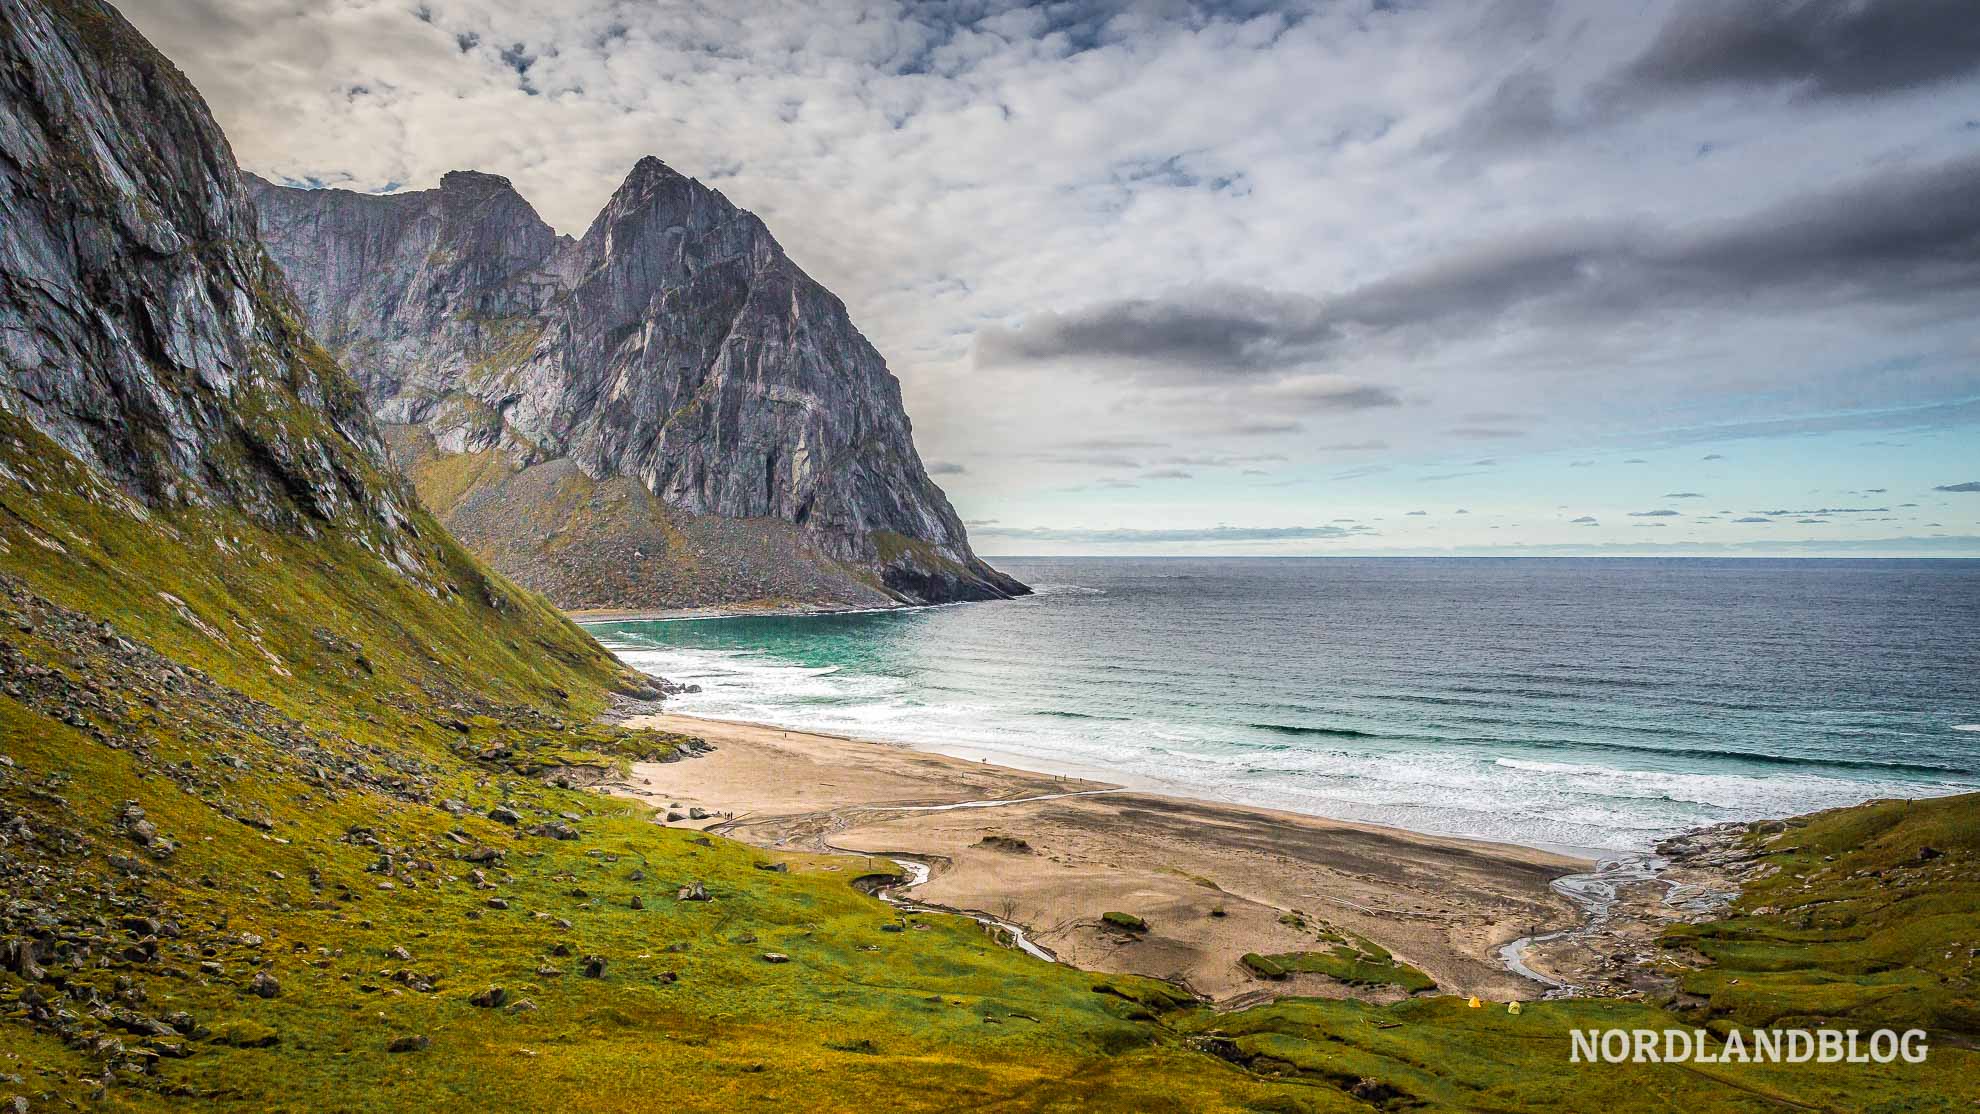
[604,712,1602,1005]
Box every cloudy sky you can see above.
[123,0,1980,555]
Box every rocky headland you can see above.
[246,162,1023,612]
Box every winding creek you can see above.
[1497,854,1670,992]
[871,857,1061,964]
[1498,852,1740,994]
[731,787,1128,966]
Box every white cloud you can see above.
[119,0,1980,554]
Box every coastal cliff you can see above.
[0,0,412,557]
[244,163,1024,611]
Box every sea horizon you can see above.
[590,556,1980,855]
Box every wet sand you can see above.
[603,713,1594,1005]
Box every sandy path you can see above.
[604,713,1590,1004]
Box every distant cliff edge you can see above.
[247,163,1024,611]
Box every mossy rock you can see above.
[206,1020,280,1048]
[1092,978,1198,1014]
[1101,911,1148,933]
[1242,953,1288,980]
[1248,944,1436,993]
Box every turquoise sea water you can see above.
[586,557,1980,852]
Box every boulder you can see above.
[1101,912,1148,934]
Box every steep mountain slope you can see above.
[245,163,1024,612]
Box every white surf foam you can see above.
[602,629,1980,853]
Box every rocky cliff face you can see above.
[0,0,421,566]
[246,161,1024,610]
[0,0,654,689]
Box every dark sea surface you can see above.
[587,558,1980,852]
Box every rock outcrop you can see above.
[0,0,648,694]
[246,161,1024,610]
[0,0,418,565]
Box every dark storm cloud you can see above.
[1629,509,1680,517]
[926,460,967,475]
[979,154,1980,383]
[1612,0,1980,102]
[1663,492,1704,498]
[1936,481,1980,492]
[977,286,1339,374]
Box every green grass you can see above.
[1190,994,1974,1112]
[0,410,1318,1112]
[3,403,1977,1111]
[1243,927,1437,993]
[1660,794,1980,1038]
[1252,947,1437,995]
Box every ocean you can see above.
[585,557,1980,853]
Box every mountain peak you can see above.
[252,153,1026,610]
[606,155,721,212]
[439,168,522,196]
[627,154,686,183]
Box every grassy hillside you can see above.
[5,401,1976,1111]
[0,409,1312,1110]
[1663,793,1980,1038]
